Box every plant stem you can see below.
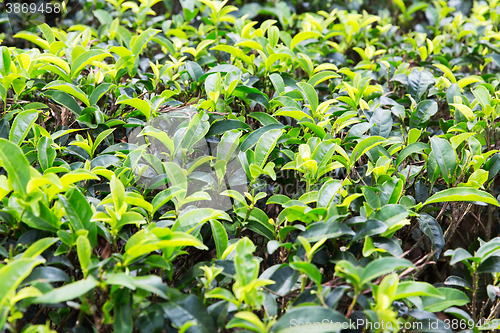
[472,269,478,320]
[346,293,358,317]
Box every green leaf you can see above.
[164,162,188,194]
[210,220,228,259]
[395,281,444,300]
[22,266,70,285]
[245,208,275,240]
[0,258,45,308]
[70,49,111,78]
[247,92,270,110]
[421,287,470,312]
[300,220,355,242]
[450,103,475,121]
[94,9,113,24]
[117,98,152,119]
[185,61,204,81]
[360,257,413,285]
[430,137,456,185]
[269,73,285,95]
[444,276,472,290]
[174,208,230,232]
[290,31,323,50]
[9,110,39,145]
[217,130,242,162]
[445,248,474,266]
[13,31,49,49]
[297,82,318,114]
[22,237,58,259]
[300,120,326,138]
[241,123,284,151]
[37,136,56,171]
[22,202,61,232]
[289,261,322,289]
[393,0,406,13]
[89,83,115,106]
[409,100,438,129]
[472,85,491,109]
[396,142,429,166]
[207,120,250,136]
[418,213,445,258]
[254,128,282,168]
[477,256,500,274]
[162,294,217,333]
[349,136,386,168]
[152,187,184,215]
[140,127,175,155]
[43,90,82,115]
[406,1,428,15]
[205,72,221,97]
[34,276,99,304]
[227,311,266,332]
[427,151,441,183]
[198,64,241,82]
[0,138,30,196]
[457,75,483,89]
[131,29,160,56]
[111,175,126,214]
[317,179,342,207]
[363,187,381,210]
[43,81,90,106]
[77,235,92,277]
[124,229,207,265]
[37,24,54,44]
[408,68,434,101]
[0,47,11,77]
[274,108,314,122]
[444,308,480,333]
[178,114,210,153]
[114,290,133,333]
[307,71,340,86]
[105,273,137,290]
[423,187,500,207]
[92,128,115,156]
[59,187,96,246]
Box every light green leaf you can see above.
[290,31,323,50]
[423,187,500,207]
[254,128,282,169]
[117,98,152,119]
[395,281,444,300]
[360,257,413,285]
[450,104,475,121]
[430,137,456,185]
[210,220,228,259]
[70,49,111,78]
[349,136,386,168]
[0,258,45,308]
[44,81,90,106]
[10,110,39,145]
[0,138,31,196]
[34,276,99,304]
[422,287,470,312]
[22,238,58,259]
[396,142,429,167]
[77,235,92,278]
[297,82,318,113]
[131,28,160,56]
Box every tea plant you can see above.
[3,0,500,332]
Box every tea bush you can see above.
[2,0,500,332]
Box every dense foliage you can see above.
[4,0,500,332]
